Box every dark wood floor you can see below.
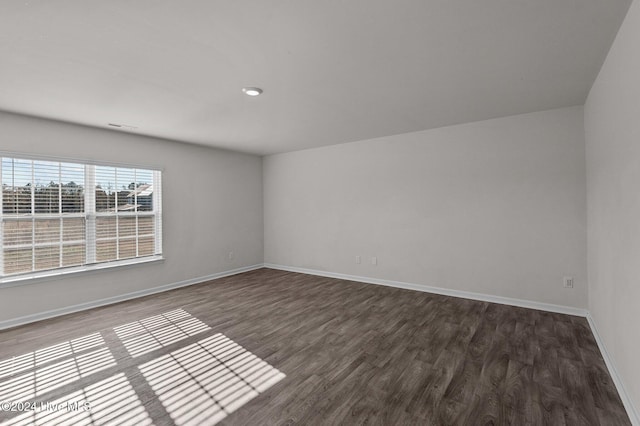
[0,268,631,425]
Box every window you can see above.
[0,156,162,280]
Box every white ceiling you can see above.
[0,1,631,155]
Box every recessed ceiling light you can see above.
[242,87,263,96]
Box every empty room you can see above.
[0,0,638,424]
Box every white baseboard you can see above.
[0,264,264,331]
[587,314,639,425]
[264,263,588,317]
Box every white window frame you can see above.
[0,155,163,286]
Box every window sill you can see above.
[0,255,164,289]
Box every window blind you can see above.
[0,156,162,278]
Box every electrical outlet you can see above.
[228,251,234,260]
[563,276,574,288]
[372,256,377,265]
[355,256,361,264]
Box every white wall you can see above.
[585,0,640,417]
[0,111,263,323]
[264,106,587,308]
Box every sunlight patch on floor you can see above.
[0,333,115,402]
[114,309,211,358]
[140,333,286,425]
[1,373,152,426]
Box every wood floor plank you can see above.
[0,268,631,425]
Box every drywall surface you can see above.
[585,0,640,416]
[264,106,587,308]
[0,112,263,322]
